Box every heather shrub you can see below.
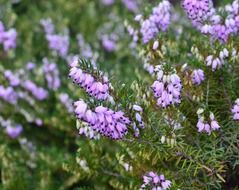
[0,0,239,190]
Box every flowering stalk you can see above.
[136,0,171,43]
[69,59,110,101]
[74,99,130,140]
[42,58,61,90]
[151,64,182,108]
[0,21,17,51]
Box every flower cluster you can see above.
[46,34,69,57]
[74,100,130,140]
[182,0,213,25]
[191,69,205,85]
[138,0,171,43]
[140,171,171,190]
[0,21,17,51]
[122,0,138,12]
[40,18,55,35]
[205,48,229,71]
[69,60,110,100]
[183,0,239,43]
[0,116,23,139]
[151,65,182,108]
[232,99,239,120]
[42,58,61,90]
[4,70,20,86]
[41,18,69,57]
[0,85,18,104]
[23,80,48,101]
[196,109,220,134]
[6,124,23,139]
[101,35,117,52]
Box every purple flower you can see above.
[42,58,61,90]
[140,0,171,44]
[141,171,171,190]
[4,70,20,86]
[182,0,213,25]
[23,80,48,101]
[102,36,117,52]
[35,119,43,127]
[0,22,17,51]
[206,48,229,71]
[6,124,23,139]
[74,100,130,140]
[26,62,36,70]
[197,111,220,134]
[122,0,138,12]
[191,69,205,85]
[140,19,159,44]
[211,24,230,43]
[40,18,55,34]
[69,61,110,100]
[46,34,69,57]
[232,99,239,120]
[0,85,18,104]
[151,72,182,108]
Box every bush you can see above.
[0,0,239,189]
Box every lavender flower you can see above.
[211,24,230,43]
[40,18,55,34]
[42,58,61,90]
[23,80,48,101]
[6,124,23,139]
[191,69,205,85]
[4,70,20,86]
[0,85,18,104]
[183,0,239,43]
[182,0,213,25]
[122,0,138,12]
[26,62,36,70]
[74,100,130,140]
[46,34,69,57]
[102,35,117,52]
[140,171,171,190]
[69,60,110,100]
[0,21,17,51]
[232,99,239,120]
[140,0,171,43]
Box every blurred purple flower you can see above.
[42,58,61,90]
[0,85,18,104]
[23,80,48,101]
[102,36,117,52]
[6,124,23,139]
